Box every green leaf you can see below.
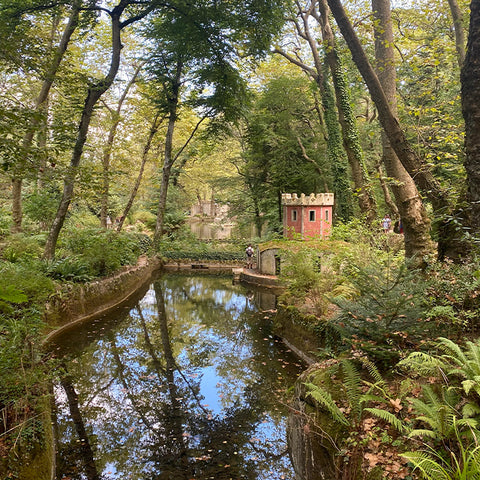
[0,285,28,304]
[364,407,406,433]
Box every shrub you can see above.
[23,190,60,227]
[1,233,45,262]
[157,231,244,261]
[59,228,142,277]
[0,207,11,236]
[331,217,375,244]
[329,258,429,367]
[42,257,93,282]
[279,246,323,297]
[0,262,54,305]
[64,210,100,229]
[131,209,157,231]
[422,259,480,336]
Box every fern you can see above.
[407,428,440,440]
[435,338,480,399]
[398,351,446,377]
[0,284,28,304]
[408,385,462,440]
[438,337,467,364]
[400,451,452,480]
[359,393,388,405]
[363,407,406,433]
[463,402,480,419]
[360,357,385,386]
[463,380,478,396]
[456,418,480,430]
[341,360,363,420]
[304,382,349,426]
[403,420,480,480]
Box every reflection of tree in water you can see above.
[56,367,101,480]
[140,281,282,479]
[54,274,300,480]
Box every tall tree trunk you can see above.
[11,179,22,234]
[11,4,79,233]
[462,0,480,233]
[316,0,377,224]
[371,0,434,259]
[44,5,124,260]
[374,161,399,217]
[117,112,163,231]
[153,68,209,245]
[447,0,466,67]
[321,68,354,222]
[326,0,448,212]
[100,62,144,228]
[154,62,182,245]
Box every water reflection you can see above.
[52,274,304,480]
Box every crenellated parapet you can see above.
[281,193,334,206]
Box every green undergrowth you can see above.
[274,222,480,479]
[274,220,480,366]
[302,338,480,479]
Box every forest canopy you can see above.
[0,0,477,264]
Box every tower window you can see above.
[292,210,297,221]
[309,210,315,221]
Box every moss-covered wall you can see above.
[44,256,162,340]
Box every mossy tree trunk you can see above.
[462,1,480,235]
[371,0,434,260]
[274,11,354,222]
[316,0,377,225]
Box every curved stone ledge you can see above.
[239,269,284,289]
[43,255,162,343]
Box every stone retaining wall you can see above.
[44,256,162,341]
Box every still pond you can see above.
[50,273,305,480]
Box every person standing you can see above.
[245,244,255,269]
[382,214,392,233]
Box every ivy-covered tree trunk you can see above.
[326,0,448,211]
[321,69,354,222]
[296,7,354,222]
[316,0,377,225]
[462,0,480,234]
[274,9,354,222]
[372,0,434,260]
